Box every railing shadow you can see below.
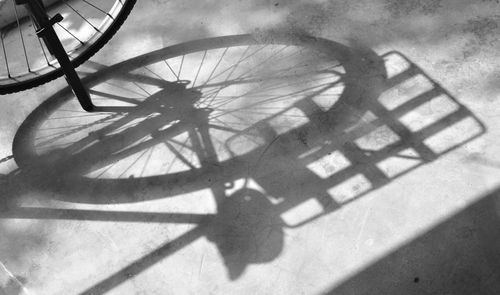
[0,33,486,294]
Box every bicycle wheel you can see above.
[0,0,136,94]
[12,33,385,203]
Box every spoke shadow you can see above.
[1,33,487,293]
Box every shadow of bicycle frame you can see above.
[0,33,486,293]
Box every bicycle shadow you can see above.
[0,34,486,293]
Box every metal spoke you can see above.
[62,0,101,32]
[192,50,207,87]
[164,60,179,80]
[199,47,228,87]
[32,18,51,65]
[178,55,184,79]
[11,0,30,72]
[0,31,11,77]
[82,0,114,18]
[56,22,85,44]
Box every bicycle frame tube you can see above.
[16,0,95,112]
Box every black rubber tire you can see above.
[0,0,137,95]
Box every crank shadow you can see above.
[0,34,486,293]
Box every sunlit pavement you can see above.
[1,1,500,294]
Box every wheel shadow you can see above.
[0,34,486,293]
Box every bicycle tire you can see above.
[0,0,137,95]
[12,33,386,203]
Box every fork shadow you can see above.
[0,34,486,293]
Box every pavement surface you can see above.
[0,0,500,294]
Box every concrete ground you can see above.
[1,0,500,294]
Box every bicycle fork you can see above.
[16,0,95,112]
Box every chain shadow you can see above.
[0,33,486,293]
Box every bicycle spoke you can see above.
[35,27,52,65]
[164,60,180,80]
[47,113,114,120]
[199,47,229,87]
[195,45,277,107]
[94,157,120,179]
[82,0,113,18]
[118,72,169,87]
[0,32,11,78]
[132,82,152,96]
[117,138,150,178]
[192,50,207,87]
[178,55,184,79]
[138,145,156,177]
[143,66,167,81]
[56,23,85,44]
[88,89,141,105]
[11,0,30,72]
[104,80,149,98]
[164,140,197,170]
[62,0,101,32]
[202,45,263,84]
